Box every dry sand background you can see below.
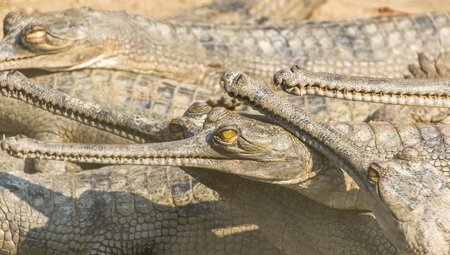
[1,0,450,35]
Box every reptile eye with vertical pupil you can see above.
[23,26,47,44]
[367,165,380,184]
[214,128,239,144]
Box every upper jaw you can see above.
[0,33,95,71]
[0,38,50,71]
[0,36,33,70]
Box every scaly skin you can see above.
[221,72,450,254]
[2,100,449,254]
[1,107,400,254]
[1,9,450,83]
[0,66,393,172]
[0,69,383,149]
[0,69,284,254]
[0,66,443,164]
[273,65,450,107]
[0,153,281,255]
[0,69,218,172]
[2,70,448,209]
[1,8,449,124]
[169,0,325,24]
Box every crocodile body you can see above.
[2,9,450,82]
[30,69,386,122]
[0,68,388,171]
[2,91,449,253]
[221,72,450,254]
[1,65,439,167]
[0,8,448,254]
[0,70,284,254]
[1,9,449,126]
[0,151,281,255]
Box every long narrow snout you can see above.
[1,134,303,182]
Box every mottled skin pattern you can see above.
[1,107,398,254]
[0,8,448,129]
[1,59,445,167]
[2,97,449,254]
[221,72,450,254]
[273,64,449,108]
[272,60,450,122]
[0,68,383,174]
[2,9,450,82]
[0,153,281,255]
[0,6,446,254]
[1,69,448,205]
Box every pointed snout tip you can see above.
[273,69,290,88]
[273,65,303,88]
[0,135,23,153]
[221,71,241,92]
[221,71,251,95]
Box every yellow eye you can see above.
[367,165,380,184]
[221,129,236,139]
[215,128,238,144]
[24,26,46,44]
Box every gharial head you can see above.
[0,8,127,71]
[1,103,312,183]
[366,149,450,254]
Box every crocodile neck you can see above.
[97,12,450,87]
[84,14,221,86]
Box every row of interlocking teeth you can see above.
[285,83,449,106]
[0,86,147,143]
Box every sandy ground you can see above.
[311,0,450,19]
[2,0,450,23]
[0,0,211,20]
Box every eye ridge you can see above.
[23,25,47,44]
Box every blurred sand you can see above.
[1,0,450,37]
[2,0,450,25]
[311,0,450,20]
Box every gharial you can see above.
[0,150,282,255]
[0,57,446,174]
[0,8,449,123]
[0,5,448,255]
[221,71,450,254]
[0,8,447,176]
[2,70,449,254]
[2,8,450,80]
[0,53,442,175]
[0,64,285,254]
[3,11,444,251]
[2,12,449,173]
